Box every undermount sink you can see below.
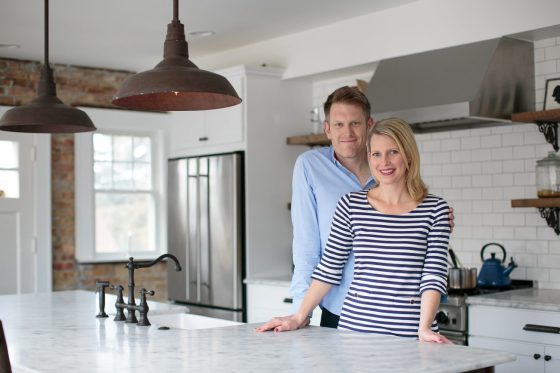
[149,313,242,330]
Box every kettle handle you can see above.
[481,242,506,263]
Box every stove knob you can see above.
[435,311,449,325]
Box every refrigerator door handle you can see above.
[199,157,211,304]
[232,155,240,308]
[196,163,201,304]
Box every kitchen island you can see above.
[0,291,514,373]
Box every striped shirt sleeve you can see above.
[420,198,450,295]
[311,194,353,286]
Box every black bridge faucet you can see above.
[113,254,182,325]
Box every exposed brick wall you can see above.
[1,57,169,301]
[0,57,131,107]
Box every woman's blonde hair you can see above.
[366,118,427,202]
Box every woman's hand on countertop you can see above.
[418,328,454,344]
[255,313,310,333]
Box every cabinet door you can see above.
[246,283,322,326]
[545,345,560,373]
[247,283,292,323]
[169,111,207,153]
[469,336,545,373]
[204,74,244,146]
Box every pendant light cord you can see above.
[44,0,49,67]
[173,0,178,21]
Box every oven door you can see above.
[439,329,468,345]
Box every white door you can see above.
[0,118,51,295]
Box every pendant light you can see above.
[112,0,241,111]
[0,0,96,133]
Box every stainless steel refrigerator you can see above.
[167,152,245,322]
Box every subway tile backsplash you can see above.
[311,37,560,290]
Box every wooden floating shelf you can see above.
[511,198,560,235]
[511,198,560,208]
[512,109,560,152]
[511,109,560,123]
[286,133,330,146]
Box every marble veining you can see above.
[0,291,514,373]
[466,288,560,311]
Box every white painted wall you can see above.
[306,36,560,290]
[198,0,560,79]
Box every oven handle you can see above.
[523,324,560,334]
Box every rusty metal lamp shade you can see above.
[112,0,241,111]
[0,66,95,133]
[0,0,95,134]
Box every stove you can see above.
[436,280,533,345]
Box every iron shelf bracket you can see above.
[538,207,560,235]
[535,120,559,152]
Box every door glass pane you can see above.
[0,170,19,198]
[0,140,19,198]
[95,192,156,253]
[0,141,18,168]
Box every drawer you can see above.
[247,283,322,325]
[247,284,294,323]
[469,305,560,345]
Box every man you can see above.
[289,86,453,328]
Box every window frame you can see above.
[75,108,169,263]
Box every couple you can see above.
[256,86,453,343]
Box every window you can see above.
[75,108,168,263]
[0,140,19,198]
[93,134,156,254]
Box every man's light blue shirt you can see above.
[290,146,375,315]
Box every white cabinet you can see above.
[168,73,244,156]
[204,74,244,145]
[247,283,321,326]
[469,305,560,373]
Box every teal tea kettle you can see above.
[477,242,517,288]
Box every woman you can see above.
[256,118,451,343]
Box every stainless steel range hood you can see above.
[365,37,535,133]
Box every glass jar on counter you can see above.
[536,151,560,197]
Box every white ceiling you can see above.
[0,0,415,73]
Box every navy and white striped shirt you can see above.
[312,191,450,338]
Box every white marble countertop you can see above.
[0,290,515,373]
[244,275,292,286]
[466,288,560,311]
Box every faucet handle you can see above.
[137,288,155,326]
[139,288,155,301]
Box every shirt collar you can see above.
[328,146,375,189]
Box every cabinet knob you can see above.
[198,136,209,141]
[534,353,541,360]
[544,355,552,362]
